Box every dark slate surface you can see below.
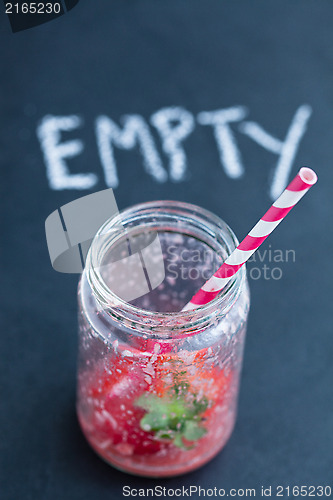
[1,1,332,498]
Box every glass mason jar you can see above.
[77,201,250,477]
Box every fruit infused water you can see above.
[77,201,250,477]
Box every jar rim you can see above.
[85,200,246,337]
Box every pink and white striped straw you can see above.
[183,167,318,311]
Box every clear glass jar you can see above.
[76,201,250,477]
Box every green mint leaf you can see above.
[140,411,169,432]
[135,379,210,448]
[135,394,160,412]
[136,393,190,431]
[155,430,175,440]
[192,396,209,415]
[183,420,207,441]
[173,433,186,449]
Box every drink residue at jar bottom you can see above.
[77,351,239,477]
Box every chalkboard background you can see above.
[1,1,332,498]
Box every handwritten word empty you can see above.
[37,104,312,199]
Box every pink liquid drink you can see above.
[76,202,250,477]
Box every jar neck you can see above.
[85,201,245,339]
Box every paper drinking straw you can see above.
[183,167,318,311]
